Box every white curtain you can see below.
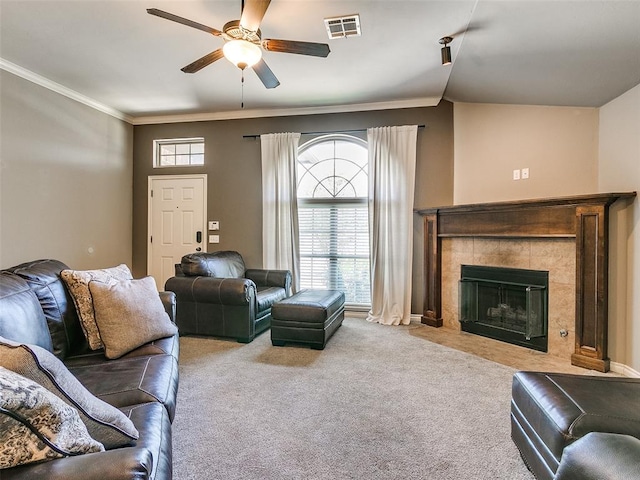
[260,132,301,292]
[366,125,418,326]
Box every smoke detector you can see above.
[324,14,361,39]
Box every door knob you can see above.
[196,231,202,243]
[196,247,202,251]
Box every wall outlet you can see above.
[208,221,219,230]
[209,234,220,244]
[513,169,521,180]
[521,168,530,179]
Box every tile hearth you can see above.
[409,319,615,375]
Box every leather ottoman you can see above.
[271,289,345,350]
[510,371,640,480]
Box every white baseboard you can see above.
[610,361,640,378]
[346,310,368,319]
[347,311,423,322]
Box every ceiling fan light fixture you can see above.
[223,39,262,69]
[439,36,453,66]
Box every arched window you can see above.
[297,135,370,306]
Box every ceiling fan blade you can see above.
[147,8,222,36]
[239,0,271,32]
[181,49,225,73]
[263,39,330,57]
[252,59,280,89]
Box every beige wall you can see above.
[453,103,598,204]
[0,71,133,269]
[132,103,455,313]
[599,83,640,374]
[452,97,639,374]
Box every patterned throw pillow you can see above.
[0,338,139,448]
[60,264,133,350]
[0,367,104,468]
[89,276,178,359]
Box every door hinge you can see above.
[150,190,153,197]
[150,236,152,243]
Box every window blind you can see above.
[298,202,370,305]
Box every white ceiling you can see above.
[1,1,639,123]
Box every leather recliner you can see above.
[511,371,640,480]
[165,251,291,343]
[554,432,640,480]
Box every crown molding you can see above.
[0,58,133,123]
[129,97,442,125]
[1,58,441,125]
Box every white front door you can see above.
[147,174,207,290]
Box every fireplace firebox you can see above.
[459,265,548,352]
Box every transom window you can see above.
[297,135,370,306]
[153,138,204,167]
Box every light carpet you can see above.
[172,317,534,480]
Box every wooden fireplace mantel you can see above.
[415,192,636,372]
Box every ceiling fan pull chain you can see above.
[241,70,245,109]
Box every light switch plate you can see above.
[209,235,220,244]
[208,221,220,230]
[513,169,521,180]
[521,168,530,179]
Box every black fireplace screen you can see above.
[459,265,548,351]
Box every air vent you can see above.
[324,14,361,39]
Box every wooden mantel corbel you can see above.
[415,192,636,372]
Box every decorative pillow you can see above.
[60,264,133,350]
[0,338,139,448]
[0,367,104,468]
[89,276,178,360]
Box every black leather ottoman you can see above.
[271,289,345,350]
[510,371,640,480]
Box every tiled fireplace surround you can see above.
[441,237,575,359]
[417,193,636,372]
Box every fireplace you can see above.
[459,265,548,352]
[417,193,637,372]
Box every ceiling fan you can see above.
[147,0,331,89]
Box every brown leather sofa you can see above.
[0,259,179,480]
[511,371,640,480]
[165,251,291,343]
